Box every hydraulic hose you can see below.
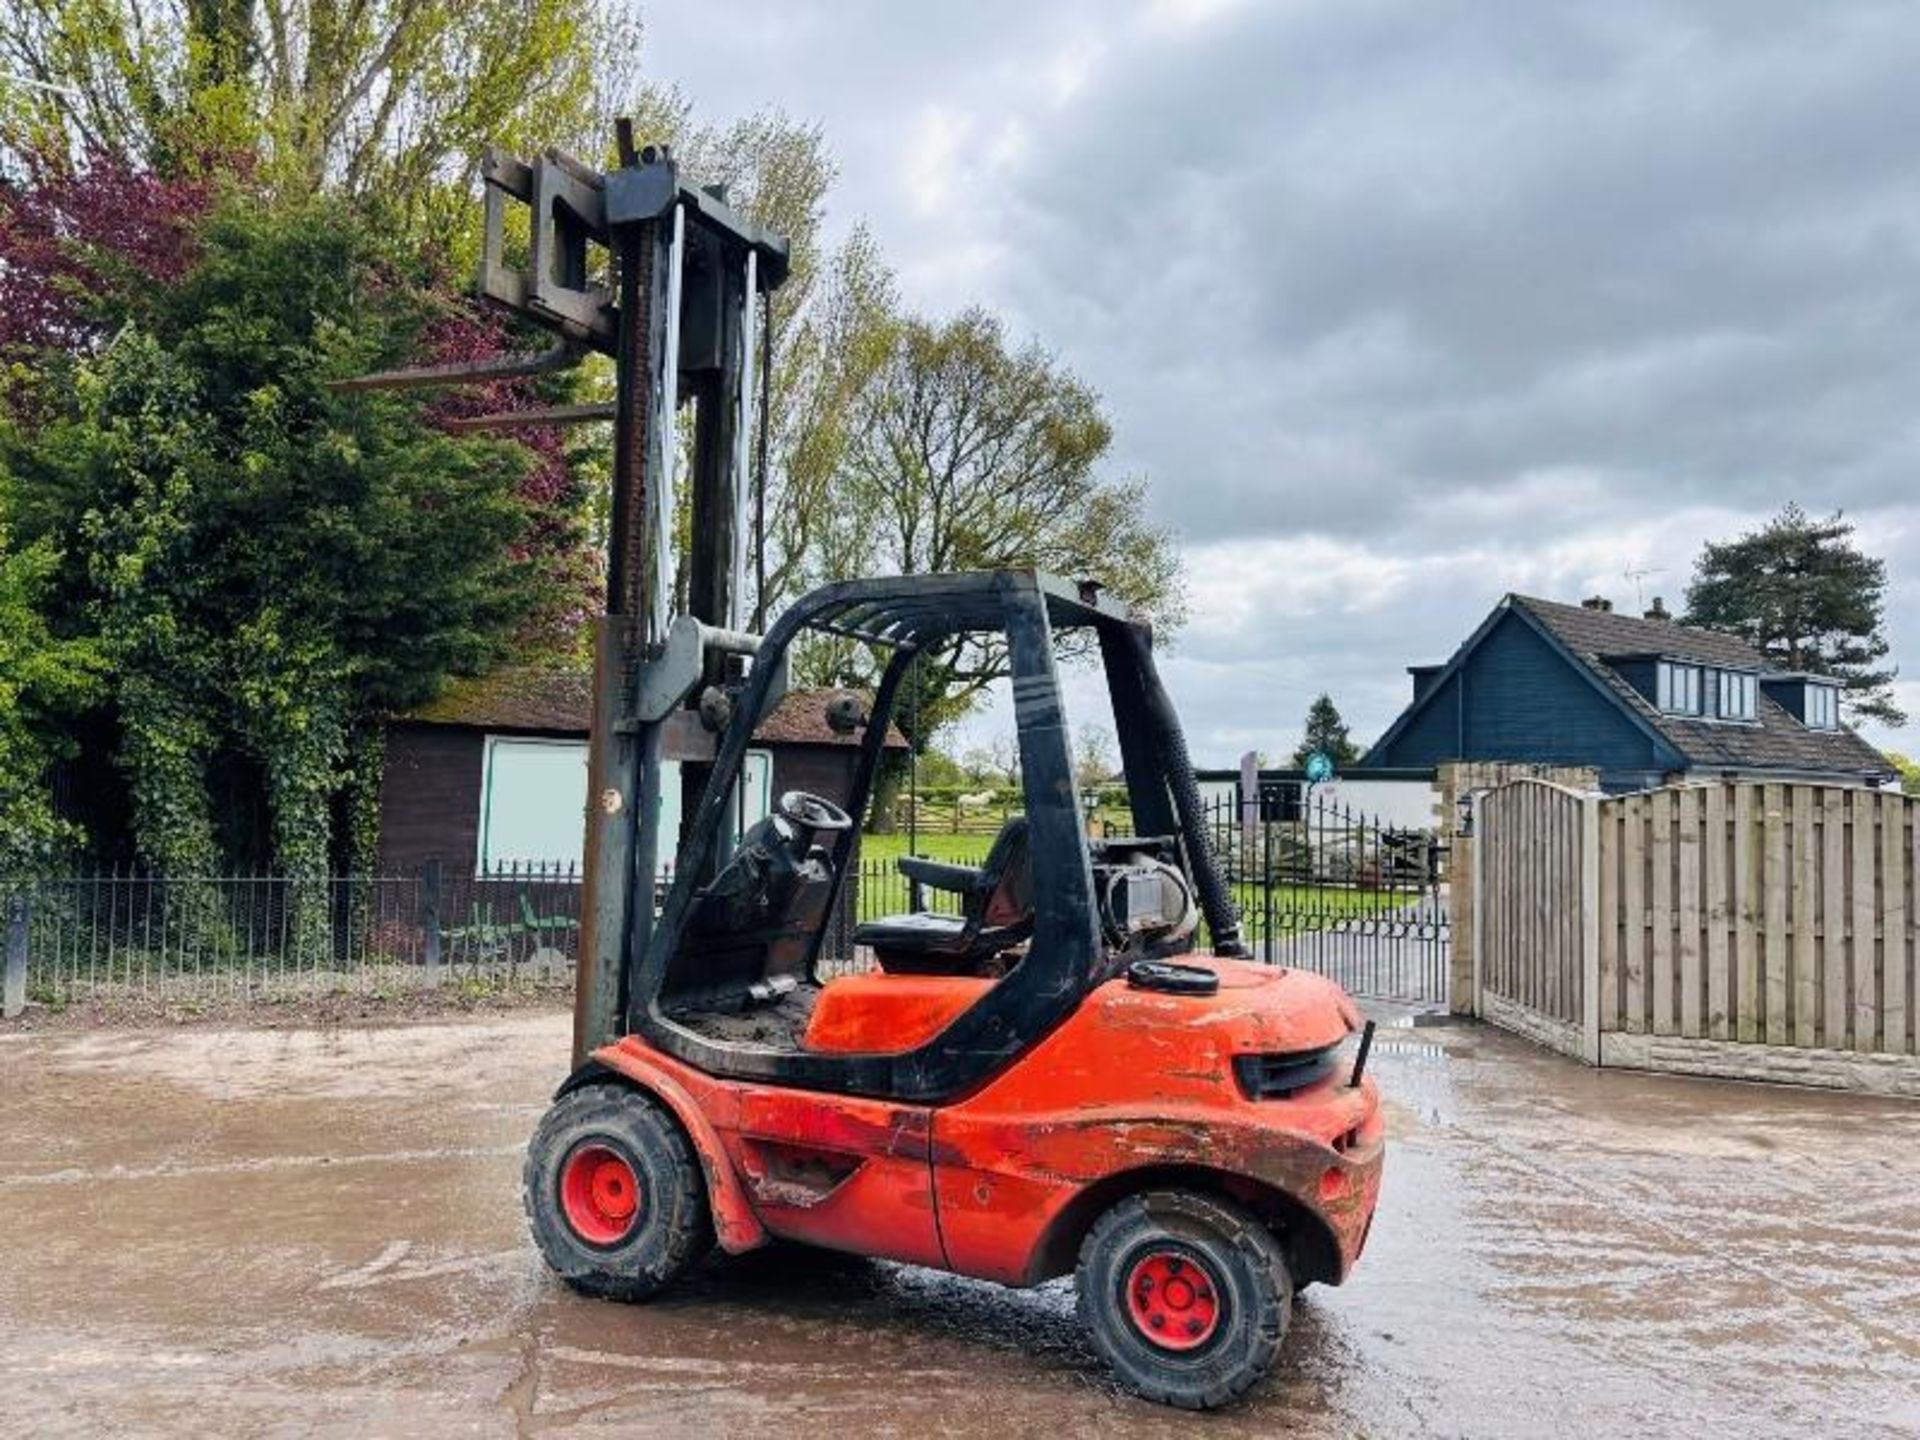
[1121,624,1247,957]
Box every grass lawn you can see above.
[1230,881,1413,921]
[857,809,1141,868]
[854,831,1421,934]
[857,831,994,865]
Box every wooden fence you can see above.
[1471,778,1920,1094]
[1600,783,1914,1055]
[1474,779,1596,1058]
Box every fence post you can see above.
[1469,791,1485,1018]
[421,861,443,983]
[1581,794,1602,1065]
[4,891,28,1019]
[1239,750,1260,862]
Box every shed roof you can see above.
[404,668,908,749]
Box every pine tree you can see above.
[1292,694,1363,769]
[1683,504,1903,727]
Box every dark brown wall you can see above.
[379,724,486,873]
[770,746,860,812]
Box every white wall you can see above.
[1196,775,1440,831]
[1314,778,1440,830]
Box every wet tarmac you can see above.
[3,1010,1918,1438]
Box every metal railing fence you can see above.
[0,858,953,1011]
[2,793,1450,1015]
[0,863,584,1008]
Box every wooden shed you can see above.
[378,667,905,876]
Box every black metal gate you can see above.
[1201,790,1450,1005]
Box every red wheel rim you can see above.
[558,1143,643,1246]
[1123,1250,1223,1351]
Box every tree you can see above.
[1683,504,1903,726]
[958,745,999,787]
[0,148,213,358]
[4,189,544,877]
[0,0,645,231]
[1886,753,1920,797]
[753,224,897,625]
[987,732,1021,790]
[0,479,103,873]
[913,745,967,790]
[552,106,886,633]
[797,307,1184,737]
[1073,723,1116,790]
[1293,694,1362,769]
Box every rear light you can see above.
[1232,1045,1340,1100]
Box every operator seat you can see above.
[853,816,1033,976]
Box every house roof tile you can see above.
[1513,596,1892,779]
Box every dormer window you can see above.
[1713,671,1756,722]
[1657,662,1703,715]
[1805,683,1839,729]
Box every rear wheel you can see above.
[1075,1190,1291,1410]
[523,1083,712,1300]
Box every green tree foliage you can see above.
[755,224,897,624]
[0,0,644,233]
[559,106,884,622]
[4,193,541,874]
[1885,752,1920,797]
[1293,694,1362,769]
[911,745,968,791]
[1073,723,1116,790]
[796,307,1184,738]
[0,6,1195,869]
[0,477,103,873]
[1683,504,1903,727]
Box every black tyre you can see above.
[523,1083,712,1301]
[1075,1190,1291,1410]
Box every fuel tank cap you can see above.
[1124,960,1221,995]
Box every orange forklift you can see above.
[362,132,1384,1409]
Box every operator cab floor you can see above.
[668,981,823,1050]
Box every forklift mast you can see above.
[343,127,792,1062]
[340,126,1244,1074]
[546,142,791,1067]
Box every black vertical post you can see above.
[5,891,30,1019]
[907,651,924,912]
[583,182,670,1060]
[1263,807,1274,964]
[422,860,443,981]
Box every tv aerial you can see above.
[1622,564,1665,607]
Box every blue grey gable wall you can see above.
[1369,610,1673,786]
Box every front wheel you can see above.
[1075,1190,1291,1410]
[523,1083,712,1301]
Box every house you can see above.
[378,666,906,875]
[1362,594,1896,793]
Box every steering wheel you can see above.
[775,789,855,835]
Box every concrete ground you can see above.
[2,1009,1918,1438]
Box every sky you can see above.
[641,0,1920,768]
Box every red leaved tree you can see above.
[0,148,215,356]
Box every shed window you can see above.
[1805,684,1839,730]
[478,738,588,874]
[1656,662,1703,716]
[478,740,773,874]
[1714,671,1756,721]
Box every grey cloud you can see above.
[989,1,1920,544]
[644,0,1918,758]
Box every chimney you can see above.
[1581,595,1613,612]
[1645,596,1671,621]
